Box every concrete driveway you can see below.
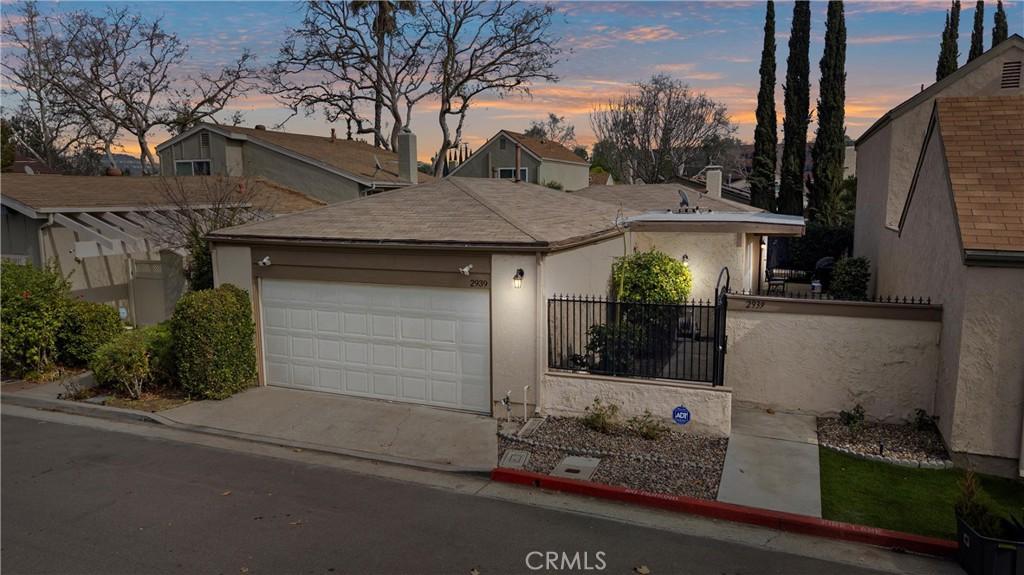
[162,387,497,472]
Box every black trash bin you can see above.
[957,516,1024,575]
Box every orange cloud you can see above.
[621,25,682,43]
[848,34,931,45]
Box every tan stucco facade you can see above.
[726,298,942,424]
[537,159,590,192]
[633,231,758,300]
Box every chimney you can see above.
[330,128,336,143]
[705,166,722,198]
[397,128,417,185]
[514,144,522,182]
[255,124,266,131]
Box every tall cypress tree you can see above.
[751,1,777,212]
[778,0,811,216]
[937,1,962,80]
[809,1,847,224]
[969,0,985,61]
[993,0,1008,46]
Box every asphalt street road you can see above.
[2,413,901,575]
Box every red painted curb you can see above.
[491,467,959,558]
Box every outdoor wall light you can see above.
[681,254,689,268]
[513,268,525,288]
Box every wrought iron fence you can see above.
[766,268,813,282]
[547,295,724,385]
[732,289,932,305]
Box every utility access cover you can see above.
[499,450,531,469]
[550,456,601,481]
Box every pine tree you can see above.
[778,0,811,216]
[969,1,985,61]
[751,1,777,212]
[993,0,1008,46]
[809,1,847,225]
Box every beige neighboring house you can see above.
[0,174,323,325]
[877,95,1024,478]
[854,34,1023,295]
[573,172,804,300]
[449,130,590,191]
[589,171,615,186]
[156,123,426,203]
[206,174,802,434]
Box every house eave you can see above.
[963,249,1024,267]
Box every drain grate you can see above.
[499,449,531,469]
[550,456,601,481]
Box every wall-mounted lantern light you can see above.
[681,254,689,268]
[513,268,525,289]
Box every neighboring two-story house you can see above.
[156,123,425,204]
[854,34,1023,295]
[449,130,590,191]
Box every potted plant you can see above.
[955,471,1024,575]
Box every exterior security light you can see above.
[681,254,689,268]
[513,268,525,288]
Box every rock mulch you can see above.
[498,417,728,500]
[817,417,951,468]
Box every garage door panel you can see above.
[262,279,490,413]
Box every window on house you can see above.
[497,167,528,181]
[174,160,212,176]
[199,132,211,157]
[1001,61,1022,89]
[499,137,507,150]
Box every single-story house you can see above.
[448,130,590,191]
[207,174,802,428]
[883,95,1024,477]
[156,124,427,203]
[1,173,323,325]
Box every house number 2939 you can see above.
[470,279,489,288]
[745,300,765,309]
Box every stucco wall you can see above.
[454,136,542,183]
[853,122,892,295]
[543,235,624,298]
[537,160,590,191]
[952,266,1024,466]
[633,231,751,300]
[211,243,254,293]
[242,144,363,203]
[542,372,732,437]
[726,300,941,423]
[491,253,539,414]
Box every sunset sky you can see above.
[6,0,1021,162]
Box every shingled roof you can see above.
[1,174,324,215]
[499,131,588,165]
[209,177,631,251]
[935,95,1024,253]
[573,183,761,214]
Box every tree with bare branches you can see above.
[427,0,561,176]
[267,1,436,151]
[149,176,274,290]
[524,113,577,147]
[590,75,732,184]
[50,7,257,174]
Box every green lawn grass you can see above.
[819,447,1024,540]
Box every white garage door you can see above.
[260,279,491,413]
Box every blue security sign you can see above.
[672,406,691,425]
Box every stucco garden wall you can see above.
[725,296,941,423]
[542,372,732,438]
[633,231,752,300]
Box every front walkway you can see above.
[161,387,497,472]
[717,406,822,517]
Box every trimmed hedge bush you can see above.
[1,261,70,377]
[142,322,176,386]
[611,249,693,303]
[831,257,871,301]
[57,299,124,367]
[171,284,256,399]
[91,330,150,399]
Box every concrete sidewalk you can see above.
[717,406,822,517]
[161,387,497,472]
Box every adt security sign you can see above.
[672,406,691,425]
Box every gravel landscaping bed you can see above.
[817,417,949,464]
[498,417,728,500]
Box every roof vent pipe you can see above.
[397,128,417,185]
[330,128,336,143]
[514,143,522,182]
[255,124,266,131]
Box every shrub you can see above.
[787,221,854,271]
[0,261,70,377]
[839,403,866,431]
[57,299,124,367]
[625,410,670,440]
[830,257,871,301]
[912,408,939,432]
[584,322,645,374]
[91,330,150,399]
[611,249,692,303]
[542,180,564,191]
[955,470,1009,538]
[171,284,256,399]
[141,322,176,386]
[582,397,620,434]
